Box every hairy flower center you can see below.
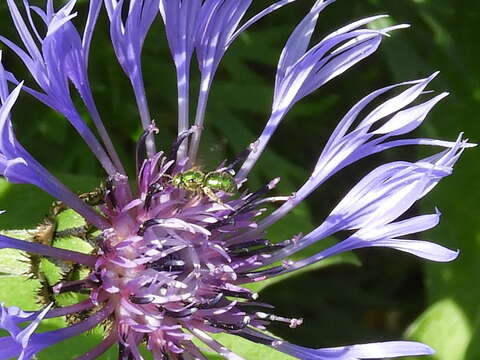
[64,146,300,354]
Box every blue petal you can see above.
[277,340,434,359]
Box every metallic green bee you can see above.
[170,169,237,202]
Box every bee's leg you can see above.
[203,187,235,210]
[202,187,222,203]
[192,188,205,201]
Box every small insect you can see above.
[50,186,106,216]
[78,187,106,206]
[170,170,237,203]
[30,216,57,246]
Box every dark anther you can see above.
[197,293,224,309]
[231,202,258,215]
[54,280,93,294]
[222,144,254,172]
[130,295,154,305]
[204,317,250,331]
[166,130,195,166]
[137,218,163,236]
[226,239,286,257]
[119,343,135,360]
[144,183,164,210]
[147,259,185,273]
[141,280,154,288]
[226,239,269,251]
[91,272,103,285]
[229,244,285,257]
[243,181,275,205]
[159,351,170,360]
[205,207,244,231]
[219,288,257,300]
[136,126,158,174]
[206,179,278,231]
[236,302,275,311]
[205,216,236,231]
[236,330,276,346]
[105,178,117,209]
[164,307,198,318]
[240,265,286,279]
[120,332,128,343]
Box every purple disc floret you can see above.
[0,0,473,359]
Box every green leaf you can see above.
[0,174,101,230]
[0,248,30,276]
[200,332,295,360]
[56,209,88,232]
[406,298,471,360]
[0,229,32,276]
[0,275,40,310]
[0,180,54,229]
[0,179,106,359]
[37,319,117,360]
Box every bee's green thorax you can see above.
[170,170,237,201]
[204,172,236,193]
[172,170,205,191]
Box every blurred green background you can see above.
[0,0,478,359]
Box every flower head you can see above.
[0,1,472,359]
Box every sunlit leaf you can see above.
[406,298,471,360]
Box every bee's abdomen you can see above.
[204,173,236,193]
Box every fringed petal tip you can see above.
[0,303,52,360]
[455,129,475,147]
[0,303,32,337]
[381,23,411,35]
[457,132,477,148]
